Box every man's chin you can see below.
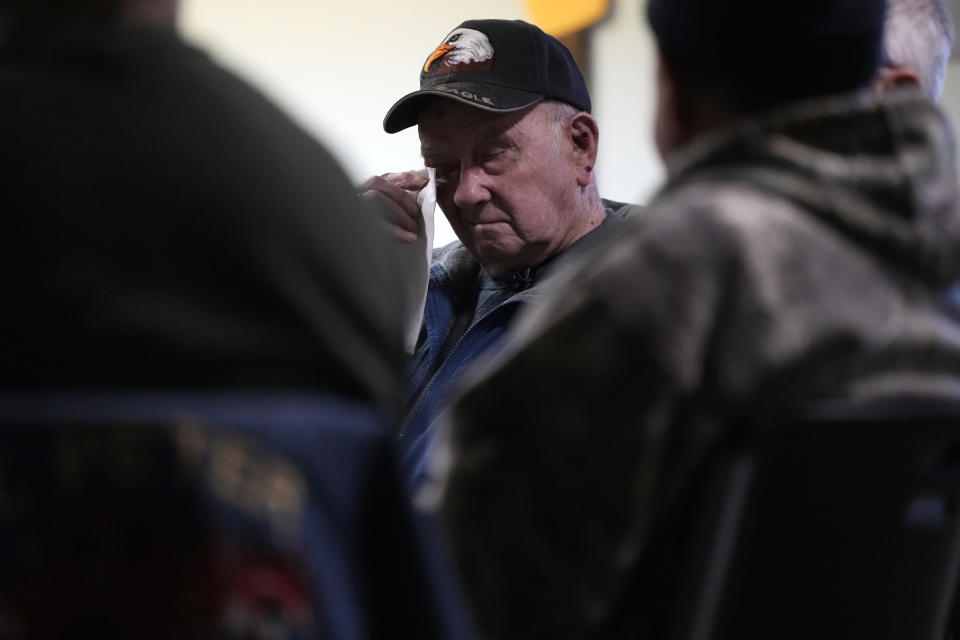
[463,237,520,274]
[474,250,529,278]
[468,238,549,277]
[472,251,516,277]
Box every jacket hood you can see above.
[664,91,960,285]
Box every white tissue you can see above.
[417,168,437,279]
[402,168,437,353]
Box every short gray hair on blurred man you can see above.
[883,0,954,99]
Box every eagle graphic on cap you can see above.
[423,28,494,75]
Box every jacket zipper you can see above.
[399,300,518,438]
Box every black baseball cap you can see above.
[383,19,591,134]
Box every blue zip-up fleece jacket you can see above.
[398,199,643,488]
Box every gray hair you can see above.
[884,0,954,99]
[540,100,581,153]
[537,99,602,209]
[541,99,580,125]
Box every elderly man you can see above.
[433,0,960,637]
[360,18,641,487]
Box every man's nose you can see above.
[453,166,490,210]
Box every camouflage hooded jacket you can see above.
[433,92,960,639]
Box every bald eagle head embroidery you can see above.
[423,28,494,75]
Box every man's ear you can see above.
[569,113,599,188]
[872,65,923,97]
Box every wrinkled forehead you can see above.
[417,98,538,143]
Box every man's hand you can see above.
[358,170,430,244]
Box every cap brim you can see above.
[382,82,544,133]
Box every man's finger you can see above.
[358,175,422,218]
[380,170,429,192]
[360,189,419,235]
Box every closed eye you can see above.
[477,147,514,173]
[426,163,459,185]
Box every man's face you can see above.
[418,100,581,276]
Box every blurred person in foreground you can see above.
[430,0,960,637]
[358,18,642,489]
[0,0,405,415]
[0,1,458,638]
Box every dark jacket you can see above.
[0,25,405,414]
[437,92,960,639]
[399,200,642,488]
